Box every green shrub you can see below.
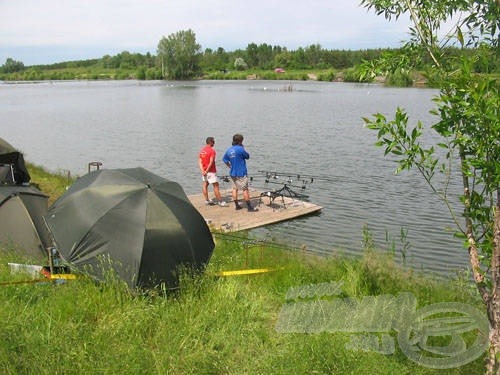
[317,70,335,81]
[136,67,146,80]
[386,68,413,87]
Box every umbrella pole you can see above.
[42,216,57,274]
[47,247,54,274]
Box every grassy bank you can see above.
[0,241,484,374]
[27,163,74,205]
[1,166,485,373]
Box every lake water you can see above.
[0,79,469,276]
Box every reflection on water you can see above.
[0,80,468,276]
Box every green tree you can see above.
[157,29,201,79]
[255,43,274,69]
[289,47,308,69]
[304,44,323,67]
[1,58,25,73]
[201,47,230,72]
[244,43,283,69]
[361,0,499,372]
[245,43,259,68]
[274,50,292,68]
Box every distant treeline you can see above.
[0,43,496,82]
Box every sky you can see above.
[0,0,413,66]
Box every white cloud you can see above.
[1,0,412,65]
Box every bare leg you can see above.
[243,189,250,201]
[202,181,209,201]
[213,182,223,201]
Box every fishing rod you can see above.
[218,174,303,187]
[220,170,315,184]
[257,170,343,183]
[256,171,314,199]
[259,173,313,188]
[257,170,315,182]
[218,170,314,199]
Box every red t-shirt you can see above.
[199,145,216,173]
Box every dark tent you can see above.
[0,185,50,261]
[0,137,16,155]
[0,152,31,184]
[44,167,215,289]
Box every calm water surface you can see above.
[0,80,469,276]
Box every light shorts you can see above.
[202,172,218,184]
[231,176,249,191]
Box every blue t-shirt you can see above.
[222,145,249,177]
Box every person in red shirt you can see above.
[198,137,227,206]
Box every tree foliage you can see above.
[2,28,497,82]
[361,0,499,372]
[157,29,202,80]
[1,44,406,82]
[1,58,25,73]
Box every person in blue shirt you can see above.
[222,133,258,212]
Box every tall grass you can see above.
[0,166,485,373]
[0,234,484,374]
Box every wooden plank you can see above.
[188,188,322,232]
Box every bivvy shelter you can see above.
[0,185,50,261]
[0,152,31,185]
[0,142,49,260]
[44,167,215,289]
[0,137,16,155]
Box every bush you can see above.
[385,69,413,87]
[136,67,146,80]
[145,68,162,80]
[317,70,335,82]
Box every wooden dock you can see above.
[188,188,322,232]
